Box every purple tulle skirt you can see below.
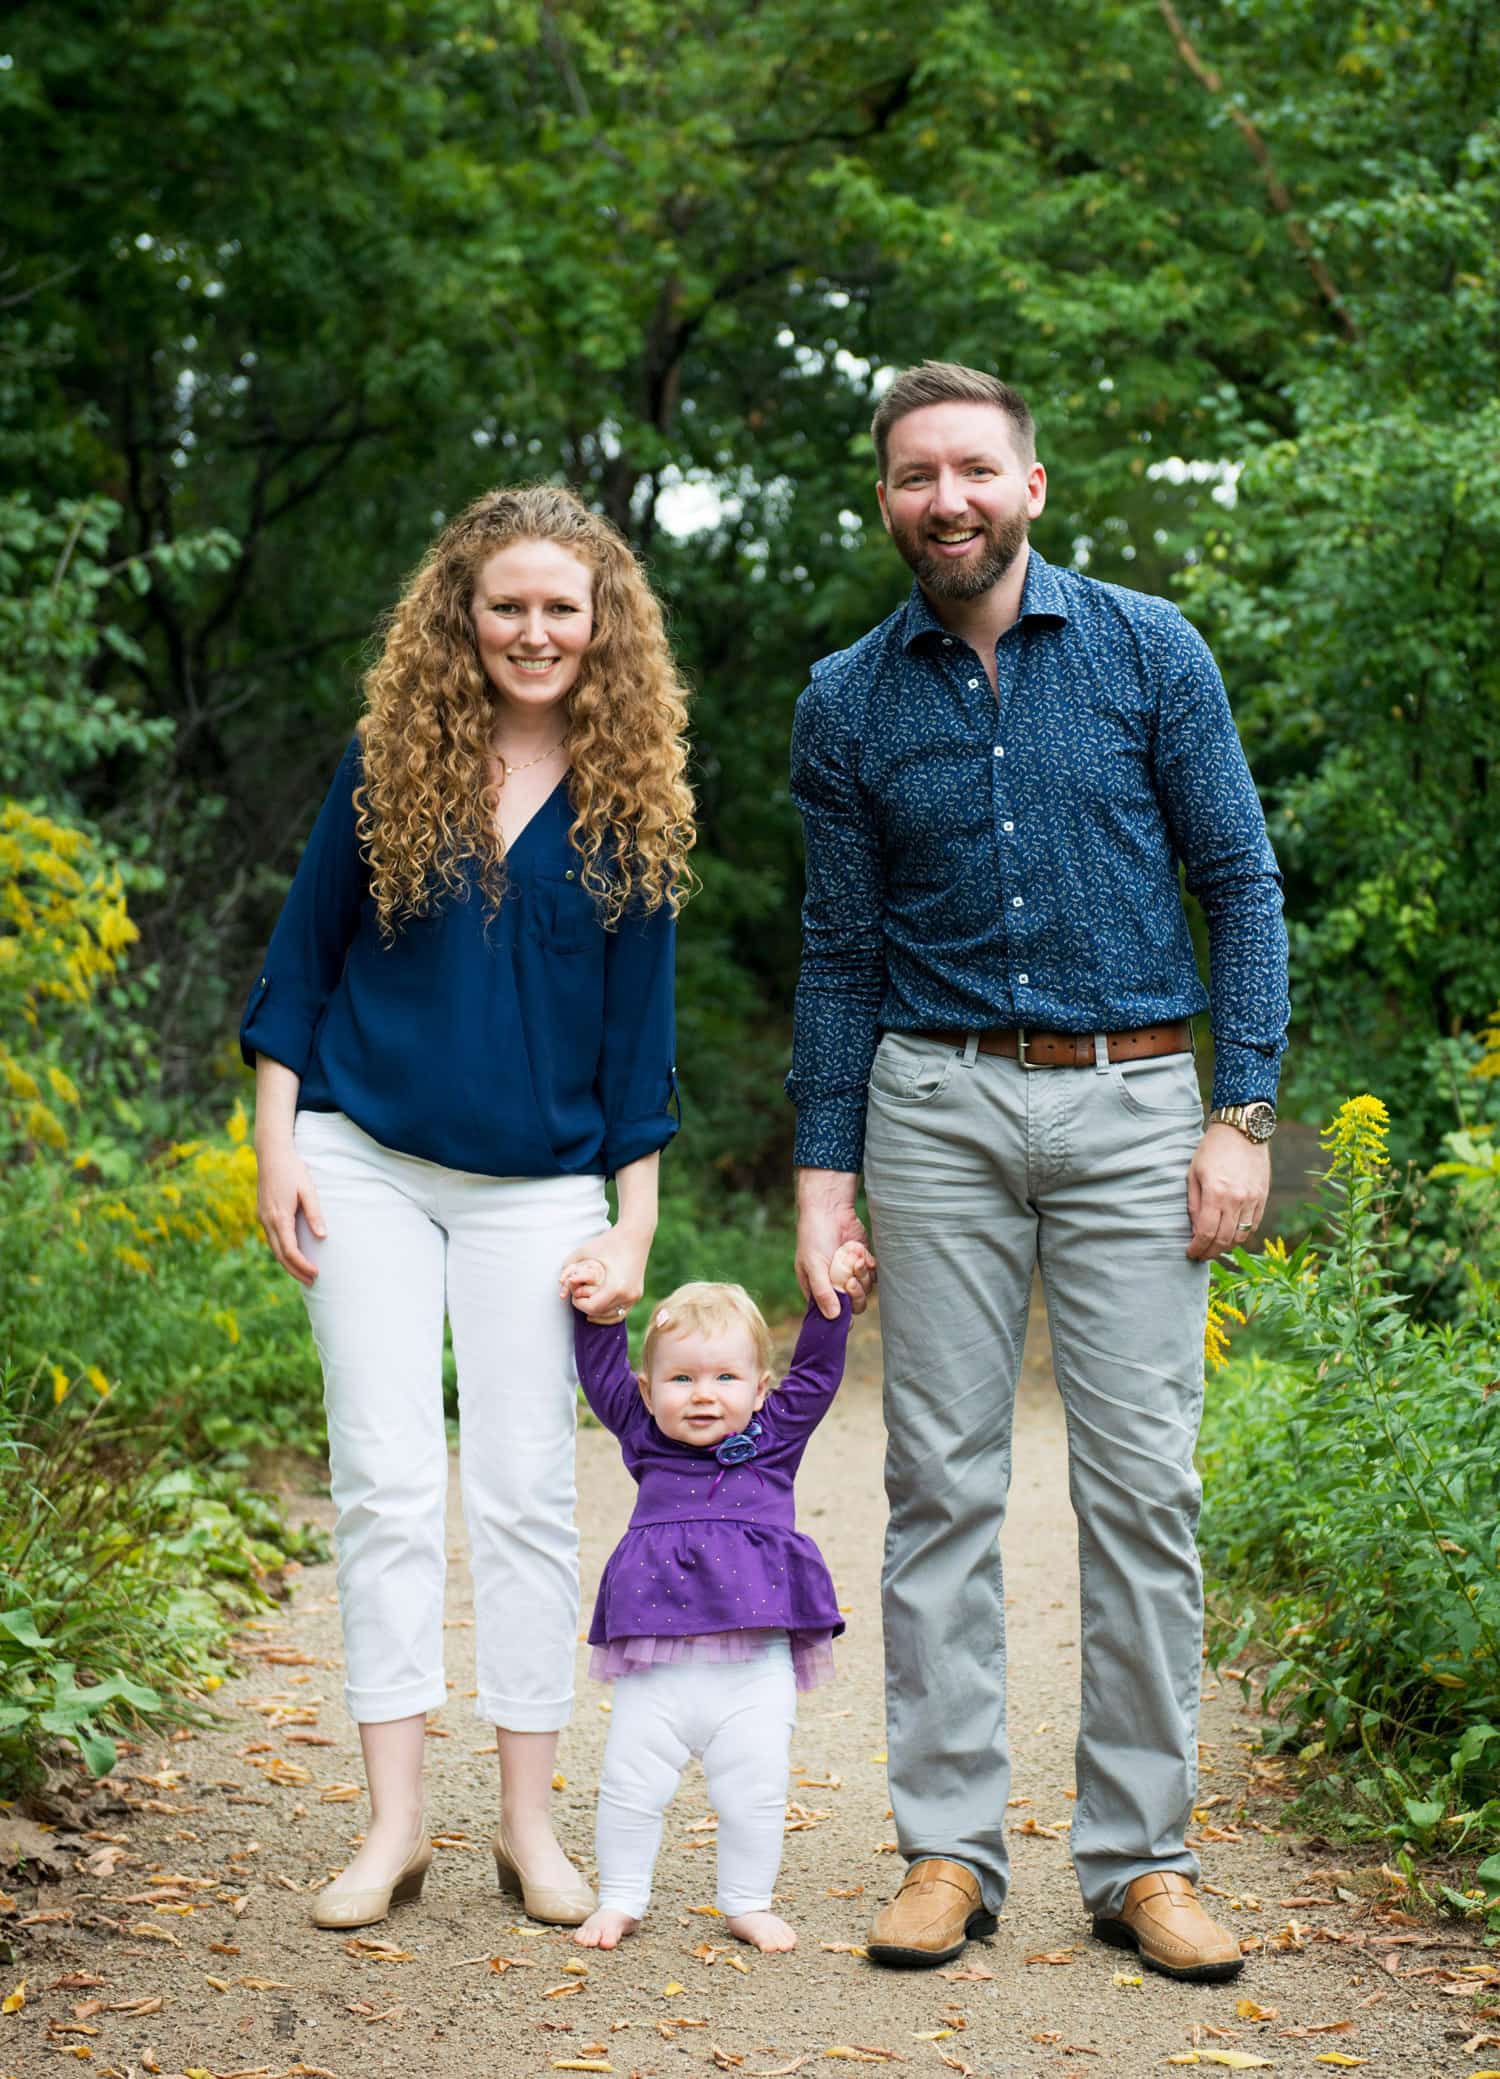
[589,1626,836,1693]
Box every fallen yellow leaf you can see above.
[662,1980,685,1996]
[1166,2056,1274,2071]
[1314,2061,1367,2069]
[1237,2000,1278,2021]
[1112,1969,1143,1988]
[1,1981,22,2015]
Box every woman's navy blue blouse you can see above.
[239,739,678,1180]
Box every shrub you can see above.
[0,1363,321,1790]
[1200,1091,1500,1867]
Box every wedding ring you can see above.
[1236,1221,1254,1230]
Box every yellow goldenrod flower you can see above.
[46,1065,80,1105]
[84,1365,112,1398]
[226,1101,249,1146]
[1,1052,40,1100]
[24,1101,68,1150]
[113,1245,153,1275]
[1474,1007,1500,1082]
[1205,1291,1247,1371]
[50,1364,71,1404]
[1320,1093,1391,1177]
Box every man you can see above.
[787,361,1287,1979]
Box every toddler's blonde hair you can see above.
[642,1281,774,1381]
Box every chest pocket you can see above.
[528,871,598,954]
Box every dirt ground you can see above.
[4,1291,1496,2079]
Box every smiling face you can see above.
[638,1321,772,1449]
[469,539,595,717]
[877,401,1047,601]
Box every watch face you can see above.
[1245,1103,1277,1143]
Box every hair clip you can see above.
[654,1308,673,1328]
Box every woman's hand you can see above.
[559,1226,650,1323]
[256,1137,326,1286]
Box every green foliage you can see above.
[0,797,326,1786]
[1200,1090,1500,1870]
[0,1365,324,1791]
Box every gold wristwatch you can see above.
[1208,1101,1277,1144]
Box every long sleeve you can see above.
[598,898,679,1177]
[239,739,368,1077]
[573,1313,645,1440]
[786,681,887,1172]
[1153,630,1290,1106]
[770,1294,853,1445]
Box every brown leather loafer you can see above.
[867,1857,997,1969]
[1092,1870,1244,1982]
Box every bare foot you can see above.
[725,1909,797,1952]
[575,1906,640,1949]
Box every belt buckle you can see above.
[1015,1026,1044,1070]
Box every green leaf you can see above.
[0,1609,48,1650]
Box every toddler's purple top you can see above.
[574,1295,851,1647]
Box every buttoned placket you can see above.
[991,621,1029,1006]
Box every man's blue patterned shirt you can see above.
[787,549,1289,1171]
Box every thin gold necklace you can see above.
[496,739,566,778]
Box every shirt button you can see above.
[968,677,980,688]
[943,636,954,645]
[1018,973,1030,985]
[1002,820,1014,833]
[1012,895,1024,908]
[564,869,576,881]
[993,746,1004,759]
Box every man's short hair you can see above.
[871,361,1036,479]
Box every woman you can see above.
[241,485,694,1931]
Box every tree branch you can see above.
[1158,0,1360,344]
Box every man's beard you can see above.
[888,507,1031,601]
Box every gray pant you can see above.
[863,1031,1210,1918]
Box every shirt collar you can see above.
[900,546,1070,652]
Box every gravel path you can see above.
[4,1295,1494,2078]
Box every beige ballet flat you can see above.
[310,1835,432,1930]
[492,1824,596,1926]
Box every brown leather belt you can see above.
[907,1020,1194,1070]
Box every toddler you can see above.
[561,1250,868,1951]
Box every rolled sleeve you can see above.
[787,682,886,1172]
[1153,629,1290,1108]
[239,738,368,1077]
[599,898,679,1177]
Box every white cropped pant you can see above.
[294,1109,607,1729]
[594,1641,796,1918]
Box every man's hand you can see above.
[796,1168,875,1320]
[1187,1123,1271,1260]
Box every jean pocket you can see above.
[868,1034,957,1106]
[1109,1053,1205,1121]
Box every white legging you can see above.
[594,1641,796,1918]
[294,1109,607,1728]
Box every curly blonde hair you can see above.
[355,484,696,934]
